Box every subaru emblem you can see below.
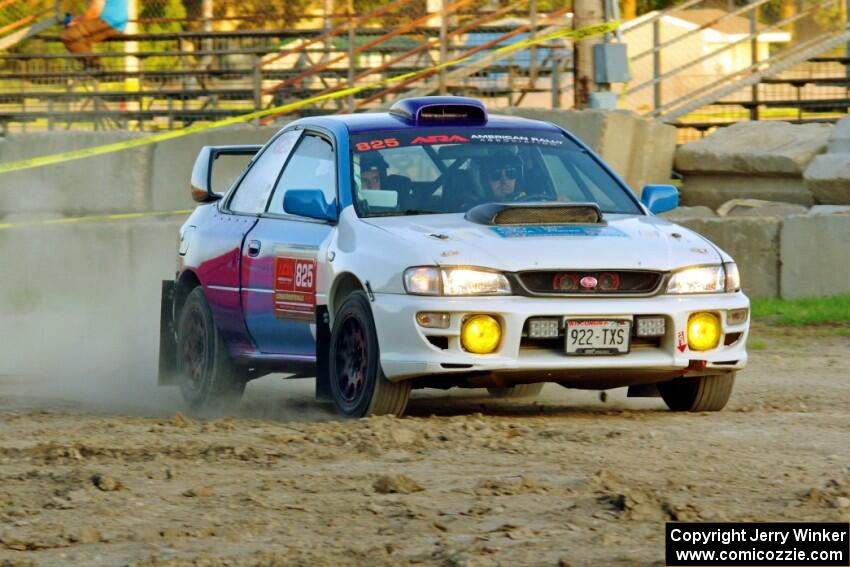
[580,276,598,289]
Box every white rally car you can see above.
[159,96,749,417]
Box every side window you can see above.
[229,130,300,214]
[268,134,336,215]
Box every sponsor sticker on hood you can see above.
[490,225,628,238]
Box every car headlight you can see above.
[667,265,726,294]
[403,267,512,296]
[724,261,741,292]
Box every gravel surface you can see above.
[0,325,848,566]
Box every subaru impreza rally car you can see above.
[158,96,750,417]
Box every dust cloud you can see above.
[0,215,344,421]
[0,253,182,416]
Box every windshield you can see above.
[350,128,642,217]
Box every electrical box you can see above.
[593,43,630,84]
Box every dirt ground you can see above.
[0,324,848,567]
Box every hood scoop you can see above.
[465,203,603,226]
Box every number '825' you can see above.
[355,138,399,152]
[294,261,314,291]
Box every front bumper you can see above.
[371,292,750,384]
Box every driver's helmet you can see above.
[360,152,388,178]
[482,149,523,187]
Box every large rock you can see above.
[826,115,850,153]
[675,121,831,174]
[497,108,677,195]
[803,155,850,204]
[677,217,781,299]
[781,214,850,298]
[803,116,850,205]
[717,199,808,218]
[675,121,832,208]
[679,174,814,209]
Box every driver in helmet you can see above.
[483,149,527,201]
[360,152,388,191]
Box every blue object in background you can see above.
[100,0,129,32]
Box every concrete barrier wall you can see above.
[780,214,850,298]
[0,132,153,218]
[676,217,782,299]
[0,126,282,219]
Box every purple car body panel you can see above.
[179,205,258,356]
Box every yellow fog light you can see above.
[687,312,721,352]
[461,315,501,354]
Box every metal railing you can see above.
[0,0,575,133]
[0,0,61,51]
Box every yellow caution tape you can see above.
[0,209,192,231]
[0,19,620,176]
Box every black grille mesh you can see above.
[519,270,663,295]
[493,205,601,225]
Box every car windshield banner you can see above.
[350,129,580,153]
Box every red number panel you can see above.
[273,257,317,319]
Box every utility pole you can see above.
[573,0,604,108]
[201,0,213,70]
[125,0,139,129]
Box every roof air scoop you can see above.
[465,203,604,226]
[389,96,487,126]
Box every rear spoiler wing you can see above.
[190,145,262,203]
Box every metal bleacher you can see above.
[2,0,848,139]
[0,0,573,133]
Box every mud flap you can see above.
[627,383,661,397]
[158,280,178,385]
[314,305,331,400]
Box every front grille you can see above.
[517,270,663,295]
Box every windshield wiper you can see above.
[367,209,441,217]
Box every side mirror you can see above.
[284,189,338,222]
[640,184,679,214]
[190,145,262,203]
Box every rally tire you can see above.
[487,383,545,399]
[658,372,736,412]
[329,291,411,417]
[176,287,246,411]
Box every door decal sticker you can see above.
[274,257,317,320]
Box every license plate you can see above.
[565,319,631,355]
